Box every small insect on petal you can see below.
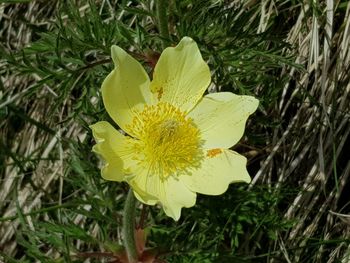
[207,148,223,158]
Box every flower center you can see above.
[127,102,202,178]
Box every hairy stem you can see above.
[156,0,170,49]
[123,189,138,263]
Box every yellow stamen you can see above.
[126,102,202,178]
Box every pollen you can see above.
[126,102,203,178]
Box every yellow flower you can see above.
[90,37,259,220]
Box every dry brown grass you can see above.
[250,1,350,261]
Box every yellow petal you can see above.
[90,121,134,181]
[102,46,153,136]
[150,37,211,112]
[129,168,158,206]
[133,190,157,206]
[188,92,259,149]
[181,150,250,195]
[130,173,196,221]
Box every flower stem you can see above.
[156,0,170,49]
[123,189,138,263]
